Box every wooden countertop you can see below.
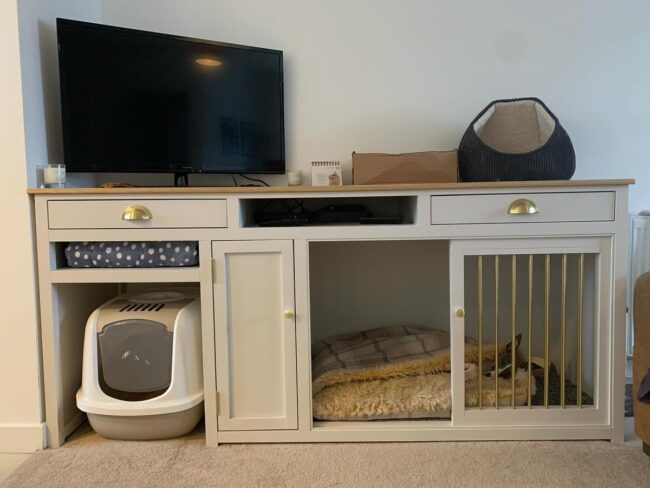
[27,179,635,195]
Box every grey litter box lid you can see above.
[458,97,575,182]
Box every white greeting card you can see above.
[311,161,342,186]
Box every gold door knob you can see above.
[507,198,538,215]
[455,307,465,318]
[121,205,153,221]
[283,308,294,319]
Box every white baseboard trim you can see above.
[0,423,46,453]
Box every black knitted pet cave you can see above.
[458,98,575,182]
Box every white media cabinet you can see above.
[30,180,632,447]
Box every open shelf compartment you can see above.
[50,282,201,441]
[240,195,417,227]
[308,239,453,425]
[50,241,201,281]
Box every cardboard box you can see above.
[352,150,458,185]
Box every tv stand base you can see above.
[174,173,189,187]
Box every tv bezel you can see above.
[57,18,286,176]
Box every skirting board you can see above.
[0,423,46,453]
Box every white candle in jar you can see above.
[43,165,66,187]
[287,170,303,186]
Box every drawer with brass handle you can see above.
[121,205,153,221]
[506,198,538,215]
[430,192,615,225]
[48,199,227,229]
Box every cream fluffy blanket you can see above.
[312,326,534,420]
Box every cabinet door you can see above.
[449,237,612,429]
[213,240,297,431]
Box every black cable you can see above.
[238,174,269,187]
[231,174,239,187]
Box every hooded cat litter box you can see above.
[458,97,575,182]
[76,289,203,440]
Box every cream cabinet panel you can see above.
[212,240,297,431]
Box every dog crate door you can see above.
[449,237,612,429]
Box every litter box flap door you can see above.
[450,237,612,430]
[98,319,173,401]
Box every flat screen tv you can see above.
[57,19,285,184]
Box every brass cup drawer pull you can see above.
[121,205,153,221]
[507,198,538,215]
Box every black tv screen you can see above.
[57,19,285,176]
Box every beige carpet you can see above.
[4,423,650,488]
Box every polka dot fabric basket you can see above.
[65,241,199,268]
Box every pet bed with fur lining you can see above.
[312,326,534,421]
[313,364,531,420]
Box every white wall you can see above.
[0,0,44,453]
[0,0,100,452]
[100,0,650,211]
[18,0,101,188]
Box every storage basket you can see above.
[458,98,575,182]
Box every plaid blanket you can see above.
[312,325,482,396]
[312,325,534,420]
